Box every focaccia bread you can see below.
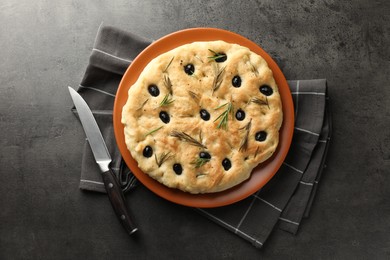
[121,40,283,194]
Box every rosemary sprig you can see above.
[239,119,252,152]
[212,64,226,92]
[163,56,174,73]
[144,126,163,137]
[251,97,270,109]
[169,131,207,149]
[208,49,227,61]
[155,152,171,167]
[214,102,233,130]
[192,157,210,168]
[159,93,174,107]
[163,74,173,95]
[136,98,149,111]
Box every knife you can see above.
[68,86,138,235]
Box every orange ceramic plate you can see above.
[113,28,294,208]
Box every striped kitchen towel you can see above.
[71,25,331,248]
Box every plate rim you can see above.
[113,27,294,208]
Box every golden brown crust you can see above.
[122,41,283,193]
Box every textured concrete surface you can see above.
[1,0,389,259]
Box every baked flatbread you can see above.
[122,40,283,193]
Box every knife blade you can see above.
[68,86,138,235]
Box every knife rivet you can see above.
[121,215,126,220]
[108,183,113,188]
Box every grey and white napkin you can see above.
[71,25,331,248]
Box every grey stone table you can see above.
[1,0,389,259]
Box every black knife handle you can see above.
[102,169,138,235]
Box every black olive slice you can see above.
[199,152,211,160]
[259,85,273,96]
[148,84,160,97]
[235,109,245,121]
[200,109,210,121]
[143,146,153,157]
[255,131,267,142]
[222,158,231,171]
[184,64,195,75]
[159,111,170,124]
[173,163,183,175]
[232,75,241,88]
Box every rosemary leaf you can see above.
[163,56,174,73]
[144,126,163,137]
[251,63,259,75]
[159,93,174,107]
[208,54,226,61]
[246,60,259,76]
[195,55,204,63]
[170,131,207,149]
[208,49,218,55]
[136,99,149,111]
[188,91,200,102]
[239,118,252,130]
[214,102,228,110]
[254,146,260,158]
[179,114,195,118]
